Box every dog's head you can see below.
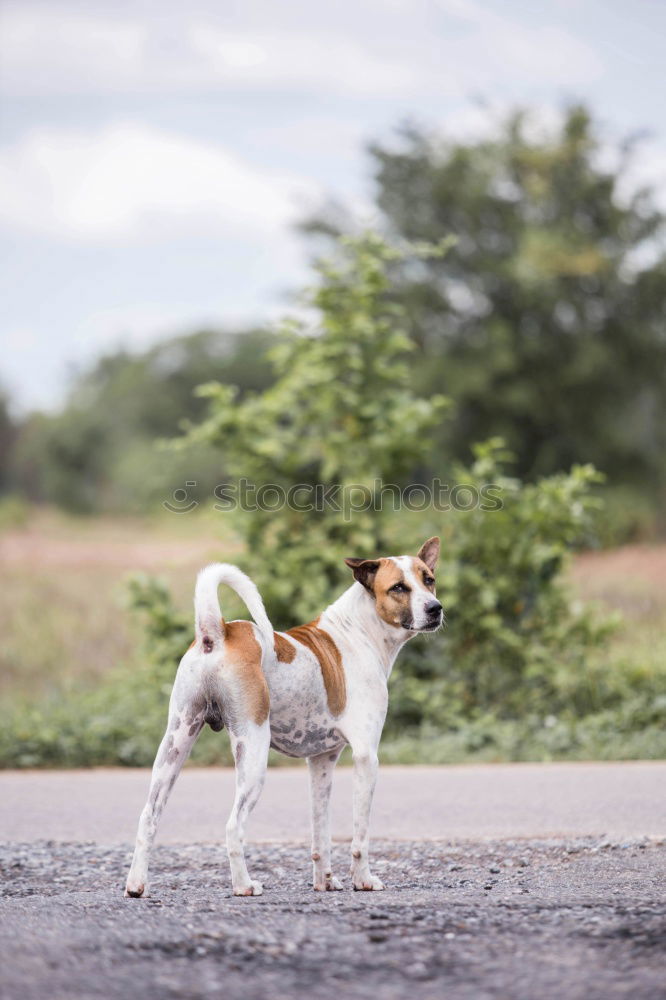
[345,537,443,633]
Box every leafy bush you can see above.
[387,440,618,737]
[178,233,451,625]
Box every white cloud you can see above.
[0,122,319,242]
[437,0,604,87]
[0,6,416,98]
[0,1,604,99]
[0,8,148,96]
[187,26,417,97]
[615,142,666,212]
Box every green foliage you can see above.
[9,328,278,513]
[0,576,232,768]
[0,494,29,531]
[0,388,17,493]
[304,106,666,498]
[180,233,451,624]
[388,440,618,736]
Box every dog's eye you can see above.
[390,582,410,594]
[424,575,435,587]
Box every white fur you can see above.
[195,562,274,649]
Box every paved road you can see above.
[2,764,666,999]
[1,762,665,843]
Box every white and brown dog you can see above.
[125,536,443,898]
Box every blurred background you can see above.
[1,0,665,768]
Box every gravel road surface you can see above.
[1,765,665,999]
[2,838,666,1000]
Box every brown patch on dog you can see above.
[224,620,270,725]
[412,556,437,592]
[287,620,346,716]
[368,557,437,627]
[372,559,412,628]
[344,557,380,591]
[274,632,296,662]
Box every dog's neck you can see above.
[320,581,412,678]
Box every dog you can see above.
[125,536,443,897]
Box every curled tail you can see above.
[194,563,274,654]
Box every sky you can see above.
[1,0,665,413]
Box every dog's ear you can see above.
[416,536,440,572]
[344,557,381,593]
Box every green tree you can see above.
[180,234,450,624]
[10,328,278,513]
[0,388,17,494]
[303,106,666,494]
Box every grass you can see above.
[1,506,665,766]
[0,506,240,701]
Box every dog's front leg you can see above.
[307,748,343,891]
[349,742,384,891]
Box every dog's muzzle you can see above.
[404,600,444,632]
[422,600,444,631]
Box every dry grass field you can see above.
[1,507,665,762]
[0,508,240,701]
[571,544,666,686]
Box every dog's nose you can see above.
[426,600,443,615]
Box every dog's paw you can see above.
[124,881,145,898]
[352,875,385,891]
[314,874,343,891]
[233,879,263,897]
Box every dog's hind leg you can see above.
[125,686,205,898]
[308,747,343,890]
[225,720,270,896]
